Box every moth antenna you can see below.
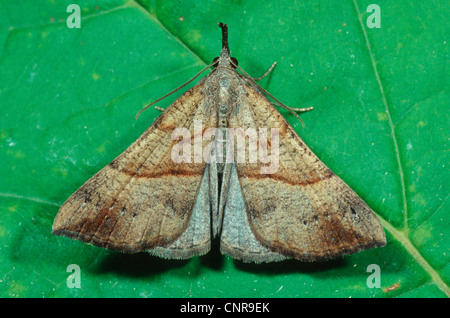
[135,62,215,120]
[231,60,308,128]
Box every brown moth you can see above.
[52,23,386,263]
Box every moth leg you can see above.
[252,61,277,81]
[238,69,311,127]
[268,100,314,113]
[245,76,314,113]
[282,105,314,113]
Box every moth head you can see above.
[212,56,238,69]
[213,23,239,70]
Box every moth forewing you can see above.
[52,82,217,255]
[227,84,386,261]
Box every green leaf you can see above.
[0,0,448,298]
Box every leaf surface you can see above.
[0,0,448,297]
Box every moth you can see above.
[52,23,386,263]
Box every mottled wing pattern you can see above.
[227,84,386,262]
[53,80,217,258]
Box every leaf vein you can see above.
[352,0,449,297]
